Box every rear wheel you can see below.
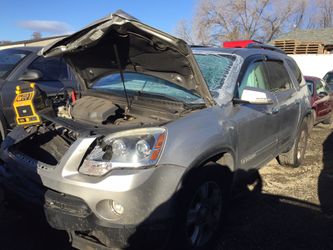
[170,163,232,250]
[277,120,308,168]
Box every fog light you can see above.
[112,200,124,215]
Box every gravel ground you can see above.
[1,124,333,250]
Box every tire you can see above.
[277,120,308,168]
[170,163,232,250]
[309,110,316,130]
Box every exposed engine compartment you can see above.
[53,89,192,127]
[8,88,198,166]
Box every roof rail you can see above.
[246,43,286,54]
[190,45,211,48]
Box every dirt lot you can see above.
[0,124,333,250]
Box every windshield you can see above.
[194,54,235,92]
[92,72,203,103]
[90,54,234,103]
[0,49,30,79]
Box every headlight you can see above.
[79,127,166,176]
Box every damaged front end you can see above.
[0,83,193,200]
[0,9,219,249]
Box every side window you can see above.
[27,57,69,81]
[240,61,268,93]
[305,80,314,95]
[324,72,333,84]
[316,80,327,94]
[321,80,331,93]
[265,61,293,92]
[286,58,303,85]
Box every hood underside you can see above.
[41,10,214,106]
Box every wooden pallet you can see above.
[273,39,325,54]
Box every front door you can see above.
[235,57,279,170]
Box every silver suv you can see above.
[1,11,311,250]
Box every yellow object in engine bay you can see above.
[13,83,43,126]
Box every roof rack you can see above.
[246,43,286,54]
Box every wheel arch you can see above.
[176,148,235,191]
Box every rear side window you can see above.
[286,58,303,85]
[265,61,293,92]
[27,57,69,81]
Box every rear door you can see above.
[236,56,279,169]
[264,59,300,151]
[314,79,331,120]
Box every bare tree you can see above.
[174,20,194,44]
[192,0,309,44]
[32,32,42,40]
[317,0,333,28]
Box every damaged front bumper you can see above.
[44,189,172,249]
[0,127,47,205]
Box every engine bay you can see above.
[8,86,198,165]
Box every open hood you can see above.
[41,10,214,106]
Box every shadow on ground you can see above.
[1,170,333,250]
[0,197,71,250]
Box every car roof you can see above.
[1,46,42,53]
[192,47,287,59]
[304,75,321,82]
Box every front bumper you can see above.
[38,137,186,226]
[44,189,171,249]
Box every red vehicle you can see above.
[305,76,333,126]
[223,40,261,48]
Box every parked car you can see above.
[0,11,311,250]
[305,76,333,126]
[323,70,333,91]
[0,46,78,141]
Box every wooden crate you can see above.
[273,39,325,54]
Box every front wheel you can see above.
[170,163,232,250]
[277,120,308,168]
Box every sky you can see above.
[0,0,197,42]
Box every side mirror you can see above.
[239,87,274,105]
[18,70,43,81]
